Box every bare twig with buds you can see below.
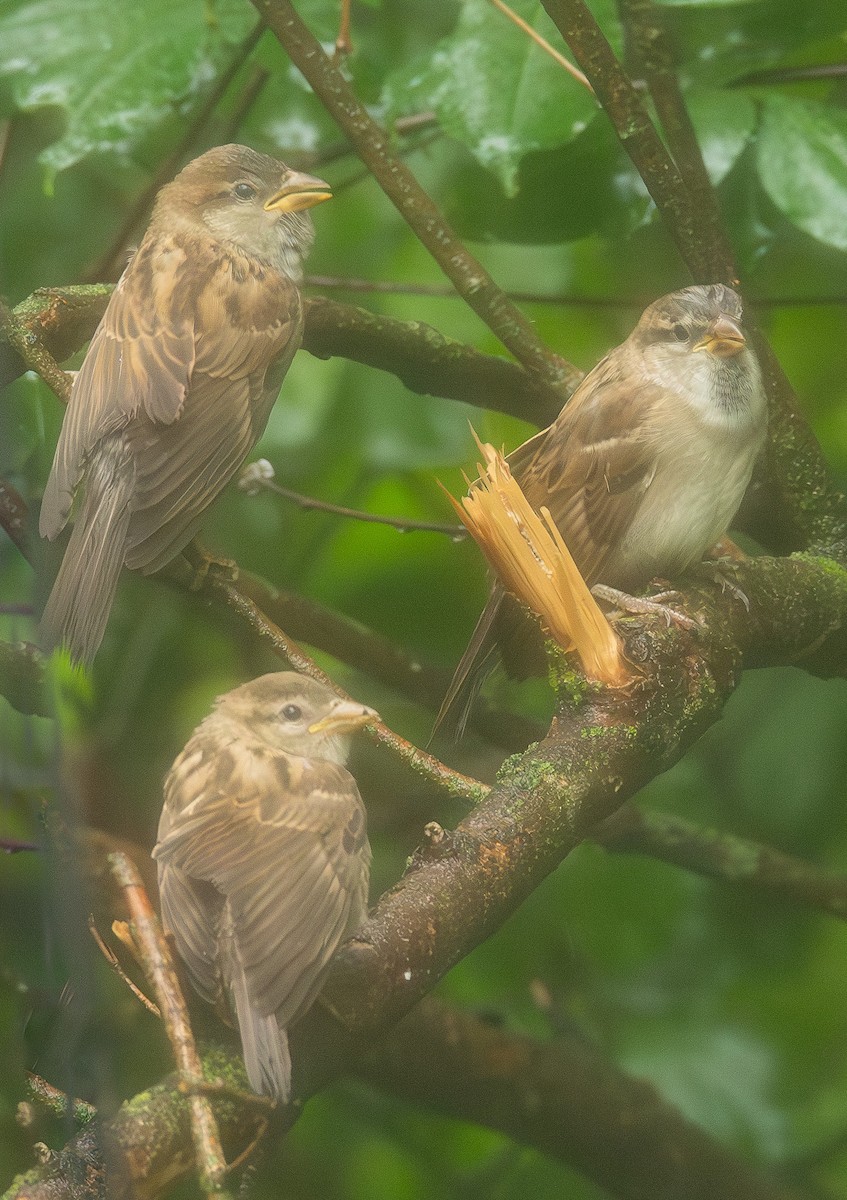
[238,459,466,538]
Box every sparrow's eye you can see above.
[281,703,302,722]
[233,182,257,201]
[672,324,688,342]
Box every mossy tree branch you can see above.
[8,541,847,1198]
[5,998,807,1200]
[315,552,847,1037]
[0,288,563,427]
[596,804,847,918]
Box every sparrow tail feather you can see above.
[40,451,133,665]
[433,584,503,740]
[230,954,291,1102]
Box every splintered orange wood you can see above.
[443,433,632,687]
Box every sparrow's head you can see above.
[635,285,746,356]
[632,284,763,421]
[154,144,331,277]
[215,672,377,765]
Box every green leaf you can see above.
[444,116,647,244]
[661,0,847,85]
[622,1024,788,1156]
[239,39,340,158]
[686,88,756,184]
[385,0,618,195]
[0,0,254,175]
[0,374,60,478]
[757,95,847,251]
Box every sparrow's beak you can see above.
[264,170,332,214]
[309,699,378,736]
[692,313,746,359]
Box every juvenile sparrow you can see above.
[39,144,331,664]
[442,284,768,722]
[153,672,376,1102]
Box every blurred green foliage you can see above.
[2,0,847,1196]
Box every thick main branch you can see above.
[317,552,847,1036]
[362,996,805,1200]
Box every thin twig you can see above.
[209,578,490,804]
[488,0,592,91]
[328,129,444,195]
[540,0,717,281]
[238,459,466,538]
[293,112,439,173]
[597,805,847,919]
[395,111,439,136]
[334,0,352,59]
[306,275,847,309]
[251,0,580,396]
[731,62,847,86]
[224,1121,271,1173]
[108,852,233,1198]
[88,915,161,1017]
[616,0,735,278]
[305,274,624,304]
[189,1078,275,1111]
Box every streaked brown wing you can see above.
[155,746,370,1031]
[122,368,275,572]
[40,232,302,566]
[39,242,195,538]
[123,240,302,570]
[158,861,223,1004]
[511,370,661,586]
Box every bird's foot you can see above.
[697,560,751,611]
[591,584,699,630]
[696,536,751,608]
[181,540,239,591]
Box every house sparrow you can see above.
[39,144,331,664]
[441,284,768,724]
[153,672,376,1102]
